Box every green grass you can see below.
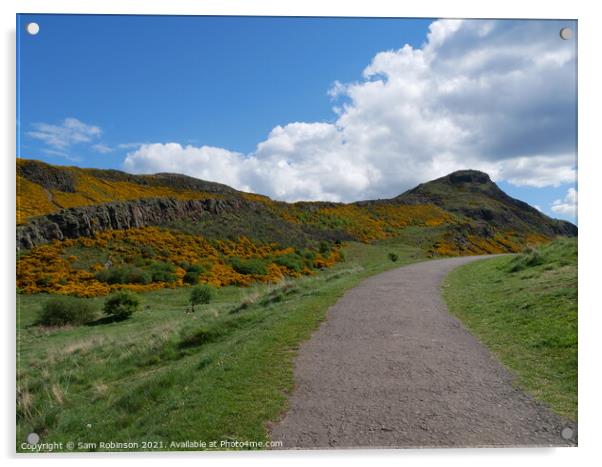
[17,239,425,451]
[443,237,577,420]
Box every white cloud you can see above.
[41,148,82,162]
[118,142,149,149]
[486,154,576,188]
[551,187,577,218]
[123,143,250,191]
[28,118,102,150]
[123,19,576,202]
[92,143,113,154]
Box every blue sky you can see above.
[17,15,433,164]
[17,15,577,223]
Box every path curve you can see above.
[269,256,575,448]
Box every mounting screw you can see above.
[26,22,40,36]
[559,27,573,40]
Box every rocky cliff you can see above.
[17,197,260,250]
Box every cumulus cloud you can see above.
[124,143,249,191]
[124,19,577,202]
[551,187,577,218]
[28,118,102,150]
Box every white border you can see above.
[3,1,601,466]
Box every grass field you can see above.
[17,237,426,451]
[443,238,577,420]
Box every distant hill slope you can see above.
[392,170,577,237]
[17,159,254,224]
[16,159,576,255]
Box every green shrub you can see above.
[184,263,208,283]
[190,284,215,306]
[299,248,317,268]
[301,249,316,261]
[274,253,303,272]
[180,263,207,285]
[95,266,151,285]
[127,267,152,284]
[38,296,96,326]
[229,257,269,275]
[388,252,399,262]
[319,240,331,255]
[139,245,156,258]
[183,271,200,285]
[186,264,207,274]
[36,276,52,287]
[103,291,140,319]
[508,246,544,272]
[149,261,177,282]
[131,256,148,267]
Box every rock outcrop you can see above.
[17,159,76,192]
[17,197,260,250]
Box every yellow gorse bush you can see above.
[432,231,547,256]
[276,203,455,243]
[17,227,341,297]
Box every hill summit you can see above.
[394,170,576,238]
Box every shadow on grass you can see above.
[228,302,249,315]
[86,314,130,326]
[177,327,217,349]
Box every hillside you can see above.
[393,170,576,237]
[16,159,576,297]
[17,159,248,224]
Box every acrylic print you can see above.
[16,15,577,451]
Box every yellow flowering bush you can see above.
[17,227,342,297]
[279,203,455,243]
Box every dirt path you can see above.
[269,256,575,448]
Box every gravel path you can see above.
[269,256,576,449]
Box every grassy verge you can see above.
[17,238,425,451]
[443,238,577,420]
